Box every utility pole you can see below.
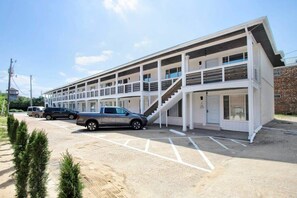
[7,58,13,114]
[30,75,33,106]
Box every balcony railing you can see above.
[186,62,248,86]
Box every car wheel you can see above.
[131,120,142,130]
[45,115,52,120]
[69,114,75,119]
[87,121,98,131]
[35,114,39,118]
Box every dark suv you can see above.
[43,107,78,120]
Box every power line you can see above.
[285,50,297,55]
[12,77,29,96]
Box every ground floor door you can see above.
[207,95,220,124]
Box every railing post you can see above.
[222,67,225,82]
[201,71,204,85]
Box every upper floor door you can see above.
[205,58,219,69]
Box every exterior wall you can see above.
[259,44,275,124]
[274,65,297,115]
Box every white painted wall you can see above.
[259,44,275,125]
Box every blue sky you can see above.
[0,0,296,97]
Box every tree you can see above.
[13,121,29,198]
[7,114,14,139]
[28,130,50,198]
[58,151,83,198]
[11,118,19,144]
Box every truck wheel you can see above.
[69,114,75,119]
[87,121,98,131]
[46,115,52,120]
[131,120,142,130]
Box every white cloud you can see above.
[103,0,138,17]
[73,65,103,76]
[75,50,113,66]
[59,71,66,77]
[134,37,151,49]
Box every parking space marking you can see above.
[168,138,182,162]
[188,137,215,170]
[124,140,130,146]
[145,139,150,152]
[169,129,186,136]
[230,139,247,147]
[209,136,229,150]
[84,133,212,173]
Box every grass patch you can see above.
[0,116,8,141]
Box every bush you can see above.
[11,118,19,144]
[7,114,14,139]
[13,121,29,198]
[58,151,83,198]
[28,130,50,198]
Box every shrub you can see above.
[7,114,14,139]
[58,151,83,198]
[11,118,19,144]
[28,130,50,198]
[13,121,29,198]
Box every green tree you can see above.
[11,118,19,144]
[28,130,50,198]
[13,121,29,198]
[58,151,83,198]
[7,114,14,139]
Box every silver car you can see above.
[76,106,148,131]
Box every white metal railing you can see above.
[186,61,248,86]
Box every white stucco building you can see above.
[44,17,284,141]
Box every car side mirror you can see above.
[125,112,129,116]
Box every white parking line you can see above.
[230,139,247,147]
[168,138,182,162]
[124,140,130,146]
[84,133,211,173]
[145,139,150,152]
[209,136,229,150]
[188,137,214,170]
[169,129,186,136]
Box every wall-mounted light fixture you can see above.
[200,96,203,100]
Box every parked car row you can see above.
[27,106,78,120]
[27,106,148,131]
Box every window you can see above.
[223,95,248,121]
[104,107,117,114]
[143,74,151,82]
[116,108,127,114]
[274,70,282,77]
[105,82,112,87]
[222,52,248,65]
[118,78,128,84]
[165,67,181,79]
[274,94,281,99]
[90,102,96,112]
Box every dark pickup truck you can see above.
[76,106,148,131]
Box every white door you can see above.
[207,95,220,124]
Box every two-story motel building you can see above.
[44,17,284,141]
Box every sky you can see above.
[0,0,296,97]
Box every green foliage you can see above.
[13,121,29,198]
[11,118,19,144]
[10,96,44,111]
[0,116,7,141]
[58,151,83,198]
[28,130,50,198]
[0,94,7,116]
[7,114,14,139]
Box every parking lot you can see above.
[3,113,297,197]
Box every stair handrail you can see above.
[144,77,182,116]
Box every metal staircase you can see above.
[144,77,182,124]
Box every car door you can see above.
[100,107,117,126]
[52,108,62,118]
[114,107,130,126]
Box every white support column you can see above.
[140,65,144,114]
[181,53,187,132]
[75,85,78,111]
[246,27,254,140]
[115,73,119,106]
[157,60,162,128]
[98,78,101,111]
[189,92,194,130]
[165,110,168,127]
